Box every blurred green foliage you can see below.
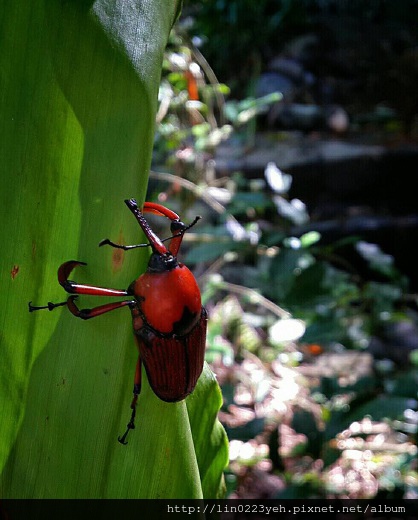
[150,22,418,498]
[184,0,309,90]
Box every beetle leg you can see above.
[143,201,180,221]
[118,357,142,445]
[117,402,136,446]
[58,260,129,297]
[66,295,135,320]
[29,261,131,313]
[28,300,68,312]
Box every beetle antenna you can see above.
[162,215,202,242]
[99,216,202,251]
[180,215,201,233]
[98,238,150,250]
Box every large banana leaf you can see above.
[0,0,228,498]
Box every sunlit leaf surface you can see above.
[0,0,227,499]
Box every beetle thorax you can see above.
[131,265,202,336]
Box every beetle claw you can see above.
[118,408,136,446]
[117,434,129,445]
[118,422,135,445]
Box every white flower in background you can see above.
[264,161,292,194]
[269,318,306,344]
[273,196,309,225]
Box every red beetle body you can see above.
[29,199,207,444]
[131,263,202,336]
[129,247,207,404]
[132,305,207,403]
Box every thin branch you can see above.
[207,279,291,319]
[149,170,227,216]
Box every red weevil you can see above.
[30,199,207,444]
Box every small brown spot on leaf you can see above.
[11,265,19,279]
[111,231,125,272]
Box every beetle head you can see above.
[147,251,178,273]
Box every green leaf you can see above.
[0,0,227,499]
[187,366,229,499]
[388,370,418,399]
[300,231,321,248]
[330,396,418,438]
[185,241,243,264]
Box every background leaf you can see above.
[0,0,227,499]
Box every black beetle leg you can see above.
[118,394,138,445]
[118,357,141,445]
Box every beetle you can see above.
[29,199,207,444]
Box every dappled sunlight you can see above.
[150,6,418,499]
